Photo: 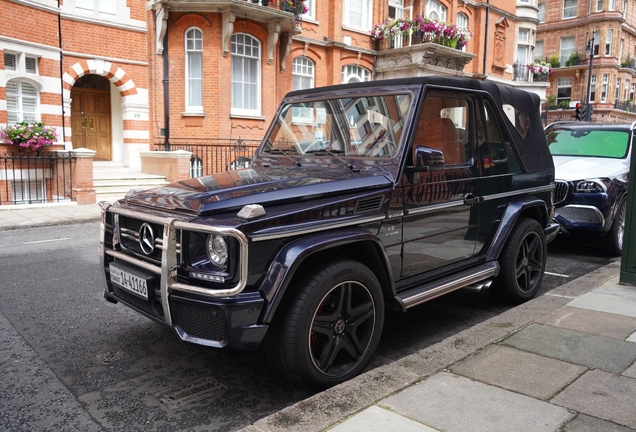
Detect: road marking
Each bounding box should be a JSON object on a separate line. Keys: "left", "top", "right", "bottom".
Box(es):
{"left": 545, "top": 271, "right": 569, "bottom": 278}
{"left": 24, "top": 238, "right": 70, "bottom": 245}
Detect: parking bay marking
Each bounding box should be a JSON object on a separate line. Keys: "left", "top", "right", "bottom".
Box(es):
{"left": 24, "top": 238, "right": 70, "bottom": 245}
{"left": 545, "top": 271, "right": 569, "bottom": 278}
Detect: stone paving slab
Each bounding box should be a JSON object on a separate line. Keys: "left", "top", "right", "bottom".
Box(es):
{"left": 500, "top": 324, "right": 636, "bottom": 373}
{"left": 449, "top": 345, "right": 586, "bottom": 400}
{"left": 329, "top": 406, "right": 438, "bottom": 432}
{"left": 535, "top": 306, "right": 636, "bottom": 340}
{"left": 629, "top": 332, "right": 636, "bottom": 343}
{"left": 624, "top": 361, "right": 636, "bottom": 379}
{"left": 380, "top": 372, "right": 572, "bottom": 432}
{"left": 562, "top": 414, "right": 636, "bottom": 432}
{"left": 568, "top": 284, "right": 636, "bottom": 319}
{"left": 552, "top": 369, "right": 636, "bottom": 429}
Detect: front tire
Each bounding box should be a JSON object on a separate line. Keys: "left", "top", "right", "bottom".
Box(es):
{"left": 265, "top": 259, "right": 384, "bottom": 390}
{"left": 491, "top": 217, "right": 547, "bottom": 304}
{"left": 598, "top": 199, "right": 626, "bottom": 257}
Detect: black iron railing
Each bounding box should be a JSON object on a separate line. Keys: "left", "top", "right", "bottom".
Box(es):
{"left": 156, "top": 139, "right": 260, "bottom": 178}
{"left": 0, "top": 150, "right": 76, "bottom": 205}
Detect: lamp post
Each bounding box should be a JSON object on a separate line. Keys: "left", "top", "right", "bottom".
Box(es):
{"left": 585, "top": 36, "right": 595, "bottom": 121}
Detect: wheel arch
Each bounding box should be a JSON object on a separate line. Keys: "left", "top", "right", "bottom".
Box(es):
{"left": 258, "top": 229, "right": 395, "bottom": 324}
{"left": 485, "top": 197, "right": 549, "bottom": 262}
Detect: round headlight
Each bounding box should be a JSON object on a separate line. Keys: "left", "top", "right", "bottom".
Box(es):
{"left": 207, "top": 235, "right": 228, "bottom": 266}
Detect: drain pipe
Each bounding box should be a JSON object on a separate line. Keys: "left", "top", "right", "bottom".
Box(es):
{"left": 162, "top": 30, "right": 170, "bottom": 151}
{"left": 482, "top": 0, "right": 490, "bottom": 76}
{"left": 57, "top": 0, "right": 66, "bottom": 143}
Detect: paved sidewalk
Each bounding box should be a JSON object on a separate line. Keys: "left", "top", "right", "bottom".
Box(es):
{"left": 0, "top": 202, "right": 102, "bottom": 230}
{"left": 242, "top": 262, "right": 636, "bottom": 432}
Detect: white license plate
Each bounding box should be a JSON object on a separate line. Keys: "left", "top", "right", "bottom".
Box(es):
{"left": 109, "top": 265, "right": 149, "bottom": 300}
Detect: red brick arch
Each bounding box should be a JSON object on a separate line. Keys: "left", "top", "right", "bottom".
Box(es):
{"left": 62, "top": 60, "right": 137, "bottom": 99}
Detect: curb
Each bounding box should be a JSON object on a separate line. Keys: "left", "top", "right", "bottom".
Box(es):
{"left": 242, "top": 261, "right": 622, "bottom": 432}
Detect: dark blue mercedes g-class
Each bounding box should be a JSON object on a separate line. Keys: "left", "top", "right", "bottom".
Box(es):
{"left": 99, "top": 77, "right": 558, "bottom": 389}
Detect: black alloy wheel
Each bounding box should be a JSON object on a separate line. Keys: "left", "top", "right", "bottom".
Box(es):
{"left": 264, "top": 259, "right": 384, "bottom": 390}
{"left": 491, "top": 217, "right": 547, "bottom": 304}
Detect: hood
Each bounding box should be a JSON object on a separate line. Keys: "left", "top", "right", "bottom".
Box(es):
{"left": 552, "top": 155, "right": 629, "bottom": 181}
{"left": 122, "top": 165, "right": 393, "bottom": 216}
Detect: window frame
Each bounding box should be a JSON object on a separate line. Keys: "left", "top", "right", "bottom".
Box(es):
{"left": 231, "top": 33, "right": 262, "bottom": 117}
{"left": 341, "top": 65, "right": 371, "bottom": 83}
{"left": 560, "top": 36, "right": 576, "bottom": 61}
{"left": 426, "top": 0, "right": 447, "bottom": 21}
{"left": 538, "top": 2, "right": 546, "bottom": 22}
{"left": 601, "top": 73, "right": 609, "bottom": 102}
{"left": 303, "top": 0, "right": 316, "bottom": 20}
{"left": 563, "top": 0, "right": 577, "bottom": 18}
{"left": 557, "top": 77, "right": 573, "bottom": 106}
{"left": 185, "top": 27, "right": 204, "bottom": 113}
{"left": 590, "top": 74, "right": 597, "bottom": 101}
{"left": 343, "top": 0, "right": 373, "bottom": 31}
{"left": 606, "top": 29, "right": 613, "bottom": 56}
{"left": 6, "top": 78, "right": 39, "bottom": 125}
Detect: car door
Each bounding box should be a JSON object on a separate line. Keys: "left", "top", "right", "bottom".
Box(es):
{"left": 399, "top": 89, "right": 481, "bottom": 279}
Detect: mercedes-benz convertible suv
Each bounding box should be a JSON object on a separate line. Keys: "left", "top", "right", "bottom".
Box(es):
{"left": 99, "top": 77, "right": 557, "bottom": 389}
{"left": 545, "top": 121, "right": 632, "bottom": 256}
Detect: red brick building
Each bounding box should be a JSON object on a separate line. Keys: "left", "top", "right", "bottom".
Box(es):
{"left": 2, "top": 0, "right": 547, "bottom": 174}
{"left": 537, "top": 0, "right": 636, "bottom": 123}
{"left": 1, "top": 0, "right": 149, "bottom": 170}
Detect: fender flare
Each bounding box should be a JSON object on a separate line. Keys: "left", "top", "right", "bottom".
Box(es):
{"left": 258, "top": 228, "right": 395, "bottom": 323}
{"left": 485, "top": 197, "right": 549, "bottom": 262}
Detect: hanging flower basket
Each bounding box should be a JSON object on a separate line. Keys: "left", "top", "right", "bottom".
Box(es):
{"left": 0, "top": 121, "right": 58, "bottom": 153}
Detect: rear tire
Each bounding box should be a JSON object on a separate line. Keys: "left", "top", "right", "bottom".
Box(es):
{"left": 490, "top": 217, "right": 546, "bottom": 304}
{"left": 598, "top": 199, "right": 626, "bottom": 257}
{"left": 264, "top": 259, "right": 384, "bottom": 390}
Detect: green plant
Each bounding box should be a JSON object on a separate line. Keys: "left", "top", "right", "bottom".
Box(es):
{"left": 558, "top": 100, "right": 570, "bottom": 109}
{"left": 0, "top": 121, "right": 58, "bottom": 151}
{"left": 626, "top": 99, "right": 632, "bottom": 112}
{"left": 565, "top": 52, "right": 580, "bottom": 67}
{"left": 547, "top": 94, "right": 557, "bottom": 109}
{"left": 548, "top": 54, "right": 561, "bottom": 68}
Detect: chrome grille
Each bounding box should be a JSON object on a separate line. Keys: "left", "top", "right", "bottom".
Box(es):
{"left": 118, "top": 215, "right": 182, "bottom": 265}
{"left": 554, "top": 181, "right": 569, "bottom": 204}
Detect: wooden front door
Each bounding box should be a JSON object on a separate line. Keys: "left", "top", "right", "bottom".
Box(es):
{"left": 71, "top": 88, "right": 111, "bottom": 160}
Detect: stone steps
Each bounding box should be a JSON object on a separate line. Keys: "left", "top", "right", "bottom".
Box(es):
{"left": 93, "top": 161, "right": 169, "bottom": 203}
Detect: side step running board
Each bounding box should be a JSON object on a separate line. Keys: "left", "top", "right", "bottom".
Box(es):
{"left": 395, "top": 262, "right": 500, "bottom": 311}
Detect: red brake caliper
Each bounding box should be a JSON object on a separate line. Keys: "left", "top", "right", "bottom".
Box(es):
{"left": 310, "top": 304, "right": 325, "bottom": 345}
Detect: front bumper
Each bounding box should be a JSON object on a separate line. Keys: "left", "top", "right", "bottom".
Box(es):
{"left": 554, "top": 204, "right": 606, "bottom": 233}
{"left": 544, "top": 222, "right": 560, "bottom": 243}
{"left": 99, "top": 202, "right": 266, "bottom": 351}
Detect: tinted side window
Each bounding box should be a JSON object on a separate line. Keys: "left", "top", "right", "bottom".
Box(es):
{"left": 476, "top": 101, "right": 522, "bottom": 174}
{"left": 414, "top": 92, "right": 471, "bottom": 166}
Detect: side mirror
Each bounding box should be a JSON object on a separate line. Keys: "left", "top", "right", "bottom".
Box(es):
{"left": 413, "top": 146, "right": 444, "bottom": 170}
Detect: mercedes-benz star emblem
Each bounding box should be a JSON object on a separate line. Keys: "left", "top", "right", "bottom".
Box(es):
{"left": 139, "top": 223, "right": 155, "bottom": 255}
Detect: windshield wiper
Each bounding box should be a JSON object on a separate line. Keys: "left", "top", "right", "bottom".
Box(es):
{"left": 306, "top": 149, "right": 358, "bottom": 172}
{"left": 264, "top": 144, "right": 301, "bottom": 166}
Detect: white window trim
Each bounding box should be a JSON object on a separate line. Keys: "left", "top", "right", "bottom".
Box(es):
{"left": 231, "top": 33, "right": 262, "bottom": 117}
{"left": 303, "top": 0, "right": 316, "bottom": 21}
{"left": 606, "top": 29, "right": 613, "bottom": 56}
{"left": 342, "top": 65, "right": 371, "bottom": 83}
{"left": 426, "top": 0, "right": 447, "bottom": 21}
{"left": 343, "top": 0, "right": 372, "bottom": 31}
{"left": 596, "top": 0, "right": 602, "bottom": 12}
{"left": 538, "top": 2, "right": 546, "bottom": 22}
{"left": 6, "top": 78, "right": 40, "bottom": 124}
{"left": 185, "top": 27, "right": 204, "bottom": 113}
{"left": 560, "top": 36, "right": 576, "bottom": 60}
{"left": 601, "top": 73, "right": 609, "bottom": 102}
{"left": 563, "top": 0, "right": 577, "bottom": 19}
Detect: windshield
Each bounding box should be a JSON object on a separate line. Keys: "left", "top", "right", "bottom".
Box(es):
{"left": 262, "top": 94, "right": 412, "bottom": 159}
{"left": 546, "top": 128, "right": 630, "bottom": 158}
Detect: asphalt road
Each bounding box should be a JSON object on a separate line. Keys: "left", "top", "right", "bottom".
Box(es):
{"left": 0, "top": 223, "right": 619, "bottom": 431}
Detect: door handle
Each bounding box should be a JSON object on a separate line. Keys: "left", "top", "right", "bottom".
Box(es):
{"left": 464, "top": 194, "right": 483, "bottom": 205}
{"left": 89, "top": 118, "right": 95, "bottom": 130}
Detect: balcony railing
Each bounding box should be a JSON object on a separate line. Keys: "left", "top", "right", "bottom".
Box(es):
{"left": 155, "top": 139, "right": 260, "bottom": 178}
{"left": 0, "top": 150, "right": 76, "bottom": 205}
{"left": 614, "top": 100, "right": 634, "bottom": 111}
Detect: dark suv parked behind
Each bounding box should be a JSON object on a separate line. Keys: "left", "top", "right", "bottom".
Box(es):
{"left": 99, "top": 77, "right": 557, "bottom": 389}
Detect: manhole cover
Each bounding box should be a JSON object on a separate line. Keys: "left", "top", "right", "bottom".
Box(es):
{"left": 155, "top": 377, "right": 227, "bottom": 410}
{"left": 96, "top": 349, "right": 128, "bottom": 364}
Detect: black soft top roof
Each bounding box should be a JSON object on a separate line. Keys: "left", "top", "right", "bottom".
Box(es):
{"left": 284, "top": 77, "right": 553, "bottom": 172}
